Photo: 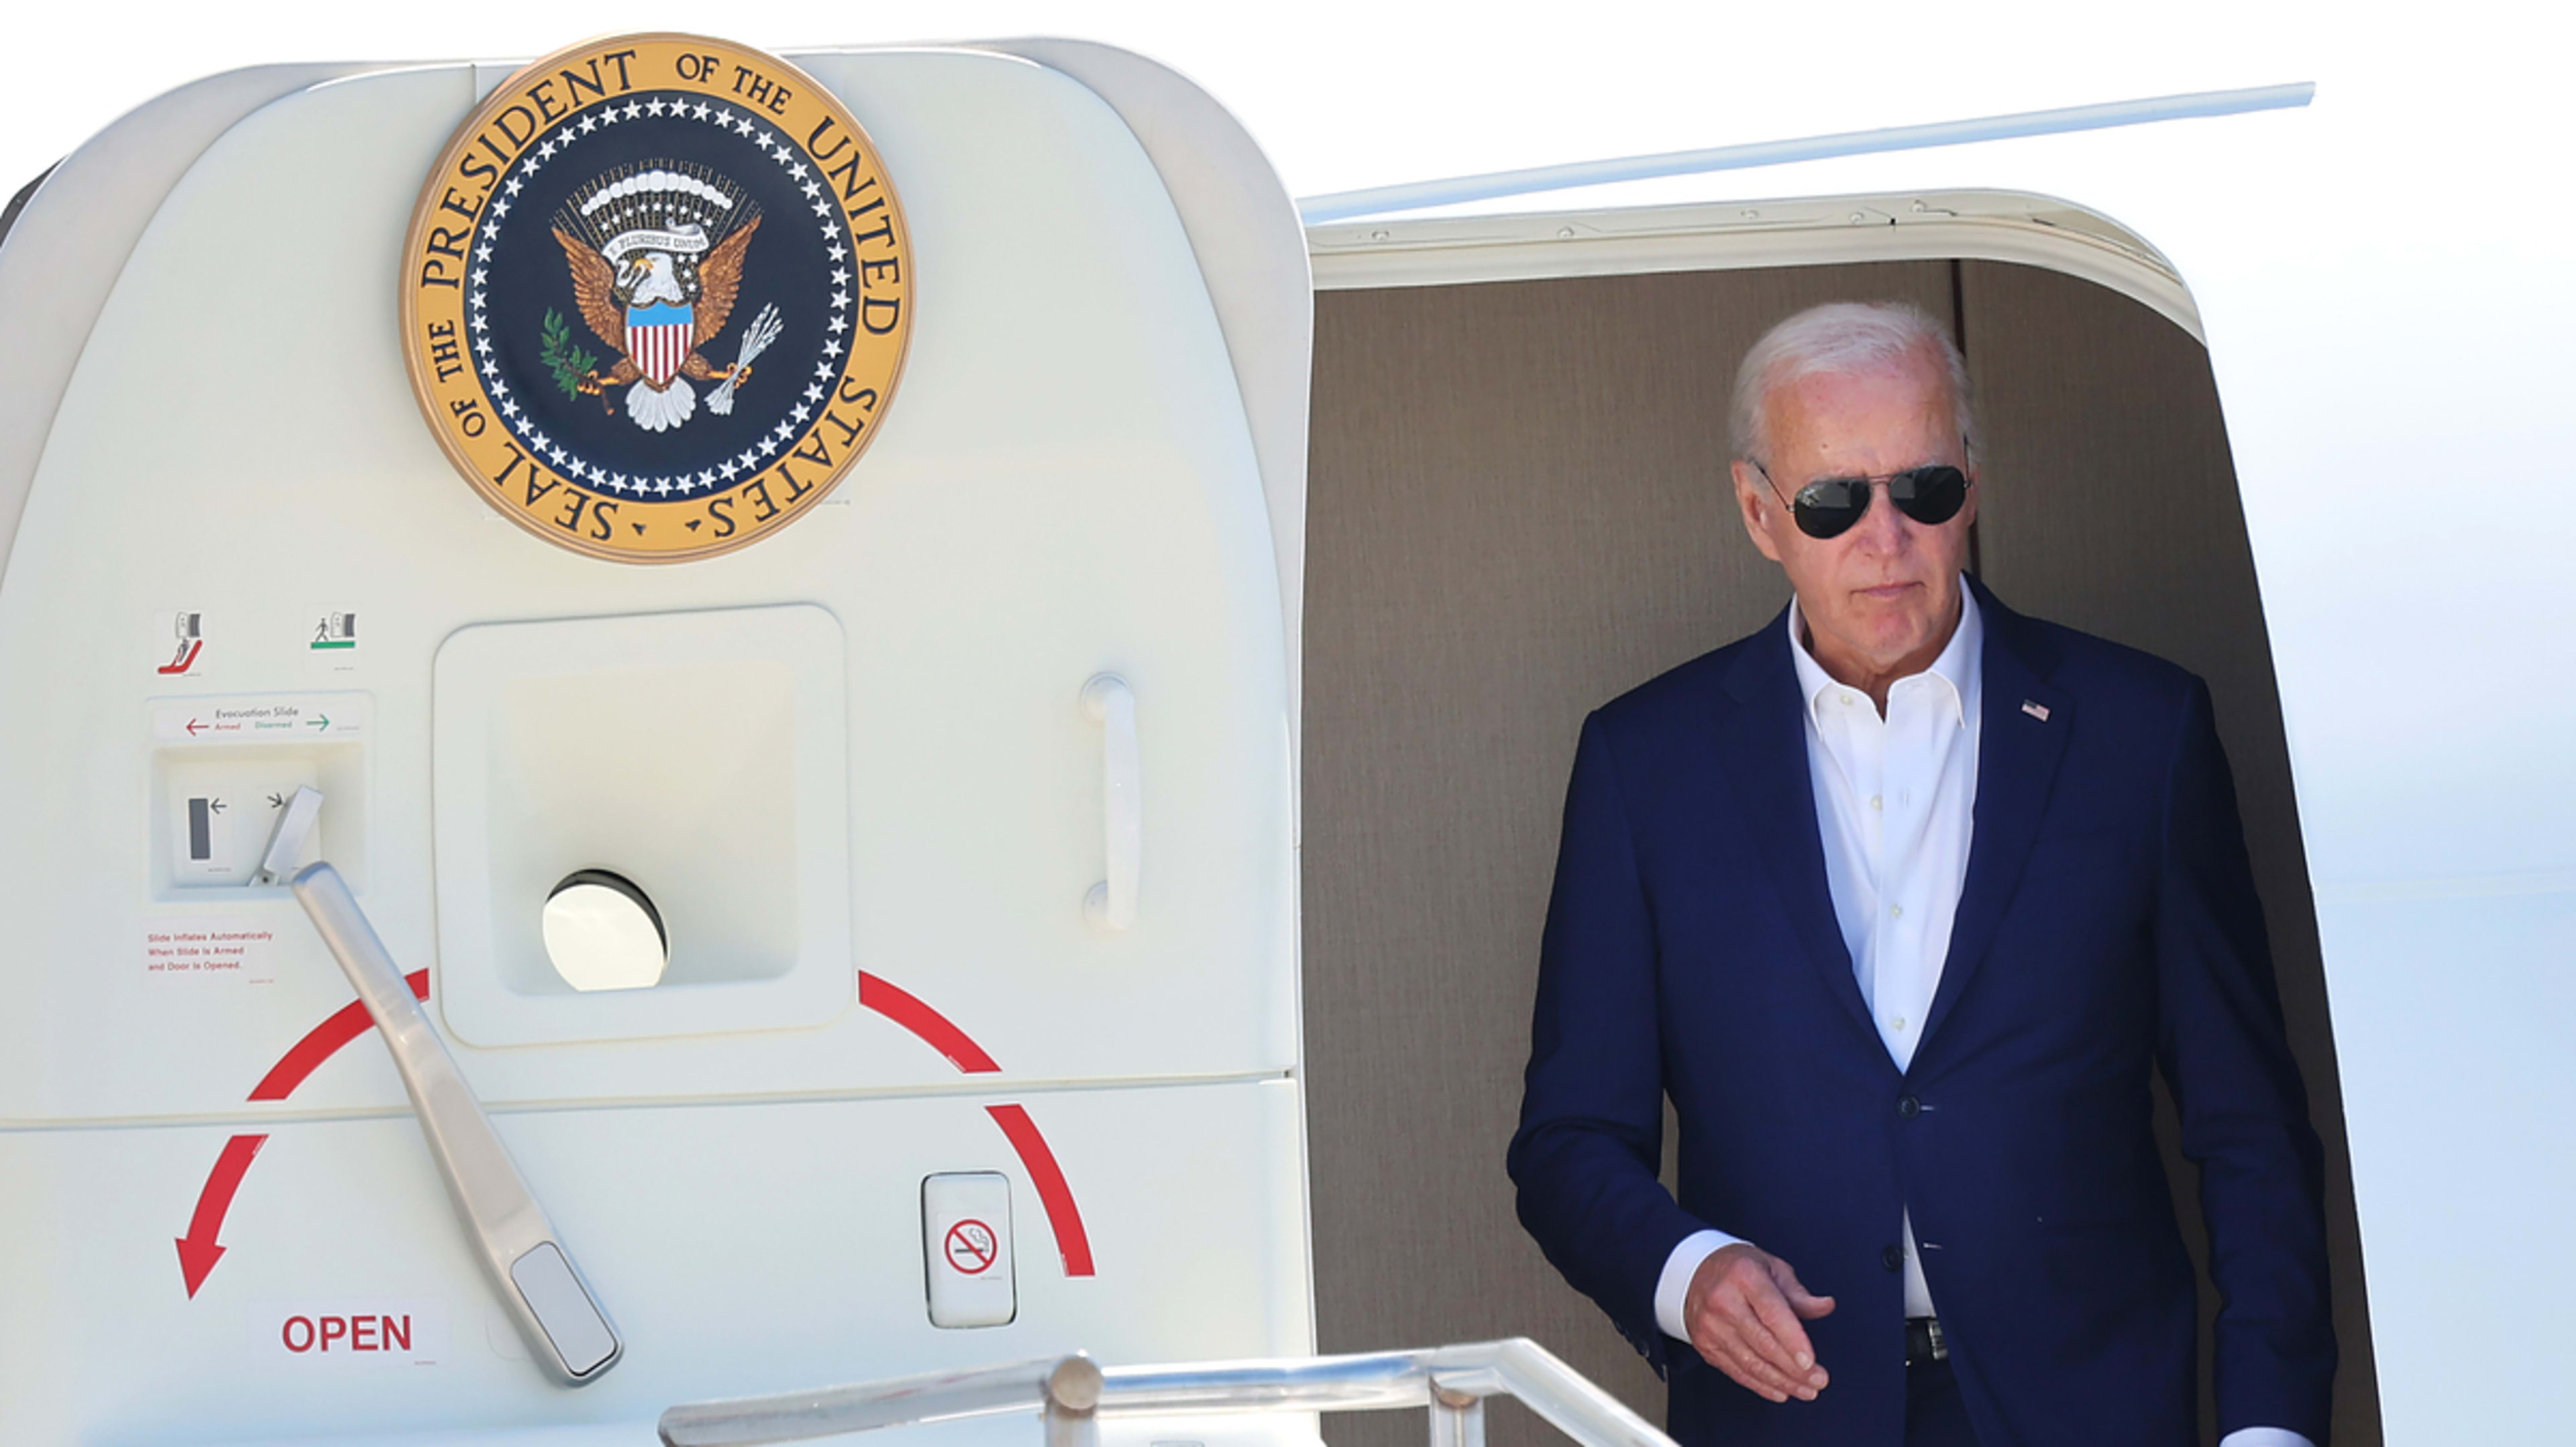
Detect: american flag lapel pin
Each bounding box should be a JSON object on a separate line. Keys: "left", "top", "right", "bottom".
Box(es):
{"left": 2021, "top": 700, "right": 2051, "bottom": 722}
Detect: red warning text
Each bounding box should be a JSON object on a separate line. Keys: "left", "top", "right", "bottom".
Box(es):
{"left": 144, "top": 921, "right": 278, "bottom": 983}
{"left": 260, "top": 1299, "right": 445, "bottom": 1366}
{"left": 283, "top": 1313, "right": 413, "bottom": 1352}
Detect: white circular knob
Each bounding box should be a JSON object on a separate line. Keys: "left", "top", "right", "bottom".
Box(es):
{"left": 541, "top": 871, "right": 668, "bottom": 992}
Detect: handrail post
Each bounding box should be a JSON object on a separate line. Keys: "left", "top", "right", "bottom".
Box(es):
{"left": 1427, "top": 1385, "right": 1485, "bottom": 1447}
{"left": 1044, "top": 1354, "right": 1104, "bottom": 1447}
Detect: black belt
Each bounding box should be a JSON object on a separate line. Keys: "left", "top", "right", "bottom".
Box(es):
{"left": 1904, "top": 1316, "right": 1949, "bottom": 1368}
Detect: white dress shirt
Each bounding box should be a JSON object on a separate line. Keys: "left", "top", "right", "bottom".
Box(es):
{"left": 1647, "top": 583, "right": 2310, "bottom": 1447}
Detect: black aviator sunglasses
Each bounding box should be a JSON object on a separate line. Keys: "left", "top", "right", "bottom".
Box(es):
{"left": 1750, "top": 460, "right": 1971, "bottom": 540}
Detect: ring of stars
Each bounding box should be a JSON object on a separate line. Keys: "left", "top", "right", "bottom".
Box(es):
{"left": 463, "top": 92, "right": 855, "bottom": 502}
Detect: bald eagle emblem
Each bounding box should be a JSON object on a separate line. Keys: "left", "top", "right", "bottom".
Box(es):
{"left": 545, "top": 164, "right": 784, "bottom": 433}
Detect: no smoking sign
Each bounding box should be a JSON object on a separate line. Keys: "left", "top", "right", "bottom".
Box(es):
{"left": 924, "top": 1171, "right": 1016, "bottom": 1328}
{"left": 943, "top": 1218, "right": 999, "bottom": 1275}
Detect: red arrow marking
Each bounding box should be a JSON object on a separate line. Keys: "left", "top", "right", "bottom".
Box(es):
{"left": 176, "top": 1134, "right": 266, "bottom": 1298}
{"left": 855, "top": 971, "right": 1095, "bottom": 1278}
{"left": 248, "top": 970, "right": 429, "bottom": 1102}
{"left": 184, "top": 718, "right": 205, "bottom": 735}
{"left": 191, "top": 968, "right": 1102, "bottom": 1293}
{"left": 180, "top": 970, "right": 432, "bottom": 1296}
{"left": 985, "top": 1104, "right": 1095, "bottom": 1277}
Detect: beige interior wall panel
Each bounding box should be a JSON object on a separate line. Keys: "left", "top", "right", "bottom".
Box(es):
{"left": 1305, "top": 258, "right": 2379, "bottom": 1446}
{"left": 1302, "top": 262, "right": 1954, "bottom": 1447}
{"left": 1960, "top": 260, "right": 2379, "bottom": 1444}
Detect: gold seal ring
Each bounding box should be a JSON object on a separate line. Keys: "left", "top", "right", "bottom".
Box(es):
{"left": 401, "top": 34, "right": 912, "bottom": 562}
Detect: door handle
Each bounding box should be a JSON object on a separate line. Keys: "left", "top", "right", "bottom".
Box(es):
{"left": 1080, "top": 675, "right": 1139, "bottom": 932}
{"left": 288, "top": 863, "right": 623, "bottom": 1386}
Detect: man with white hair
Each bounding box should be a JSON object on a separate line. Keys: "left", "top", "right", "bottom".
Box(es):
{"left": 1508, "top": 302, "right": 2335, "bottom": 1446}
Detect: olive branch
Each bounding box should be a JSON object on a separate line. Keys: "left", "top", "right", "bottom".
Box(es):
{"left": 538, "top": 309, "right": 598, "bottom": 398}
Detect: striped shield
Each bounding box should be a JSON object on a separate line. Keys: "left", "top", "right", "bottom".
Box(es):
{"left": 624, "top": 302, "right": 695, "bottom": 387}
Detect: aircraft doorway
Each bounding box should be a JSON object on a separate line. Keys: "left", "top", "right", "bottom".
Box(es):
{"left": 1299, "top": 246, "right": 2378, "bottom": 1446}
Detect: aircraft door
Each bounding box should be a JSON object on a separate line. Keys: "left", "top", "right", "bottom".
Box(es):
{"left": 0, "top": 40, "right": 1309, "bottom": 1446}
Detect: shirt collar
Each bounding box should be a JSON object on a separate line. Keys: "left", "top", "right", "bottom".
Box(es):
{"left": 1786, "top": 580, "right": 1984, "bottom": 727}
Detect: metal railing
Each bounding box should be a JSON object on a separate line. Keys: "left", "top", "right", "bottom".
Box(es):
{"left": 657, "top": 1338, "right": 1678, "bottom": 1447}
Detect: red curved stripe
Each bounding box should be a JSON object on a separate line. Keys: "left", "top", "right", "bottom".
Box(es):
{"left": 986, "top": 1103, "right": 1095, "bottom": 1277}
{"left": 247, "top": 969, "right": 431, "bottom": 1102}
{"left": 176, "top": 1132, "right": 266, "bottom": 1297}
{"left": 857, "top": 971, "right": 1001, "bottom": 1074}
{"left": 231, "top": 970, "right": 1096, "bottom": 1279}
{"left": 857, "top": 971, "right": 1095, "bottom": 1277}
{"left": 197, "top": 971, "right": 431, "bottom": 1295}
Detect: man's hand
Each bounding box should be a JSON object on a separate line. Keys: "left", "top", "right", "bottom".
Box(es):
{"left": 1684, "top": 1242, "right": 1836, "bottom": 1403}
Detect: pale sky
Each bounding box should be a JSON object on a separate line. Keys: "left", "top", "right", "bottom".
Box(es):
{"left": 2, "top": 0, "right": 2332, "bottom": 221}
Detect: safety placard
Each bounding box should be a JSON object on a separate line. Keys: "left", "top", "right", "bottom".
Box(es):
{"left": 303, "top": 604, "right": 363, "bottom": 677}
{"left": 144, "top": 921, "right": 283, "bottom": 983}
{"left": 945, "top": 1219, "right": 1000, "bottom": 1275}
{"left": 152, "top": 693, "right": 368, "bottom": 745}
{"left": 153, "top": 610, "right": 209, "bottom": 678}
{"left": 922, "top": 1171, "right": 1015, "bottom": 1328}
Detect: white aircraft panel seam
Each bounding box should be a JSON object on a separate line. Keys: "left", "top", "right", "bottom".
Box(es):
{"left": 0, "top": 1067, "right": 1301, "bottom": 1134}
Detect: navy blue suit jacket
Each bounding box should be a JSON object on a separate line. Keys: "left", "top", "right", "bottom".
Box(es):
{"left": 1507, "top": 579, "right": 2334, "bottom": 1447}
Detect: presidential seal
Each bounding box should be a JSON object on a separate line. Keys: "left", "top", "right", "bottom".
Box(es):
{"left": 403, "top": 34, "right": 911, "bottom": 561}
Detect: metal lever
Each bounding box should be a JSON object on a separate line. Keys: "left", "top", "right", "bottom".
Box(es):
{"left": 287, "top": 862, "right": 623, "bottom": 1386}
{"left": 1080, "top": 675, "right": 1140, "bottom": 932}
{"left": 252, "top": 785, "right": 325, "bottom": 886}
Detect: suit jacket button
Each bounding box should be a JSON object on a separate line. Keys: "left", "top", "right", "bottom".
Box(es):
{"left": 1897, "top": 1094, "right": 1921, "bottom": 1119}
{"left": 1882, "top": 1244, "right": 1905, "bottom": 1272}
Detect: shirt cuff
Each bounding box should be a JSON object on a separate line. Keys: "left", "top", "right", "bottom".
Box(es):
{"left": 1653, "top": 1228, "right": 1745, "bottom": 1340}
{"left": 2218, "top": 1430, "right": 2316, "bottom": 1447}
